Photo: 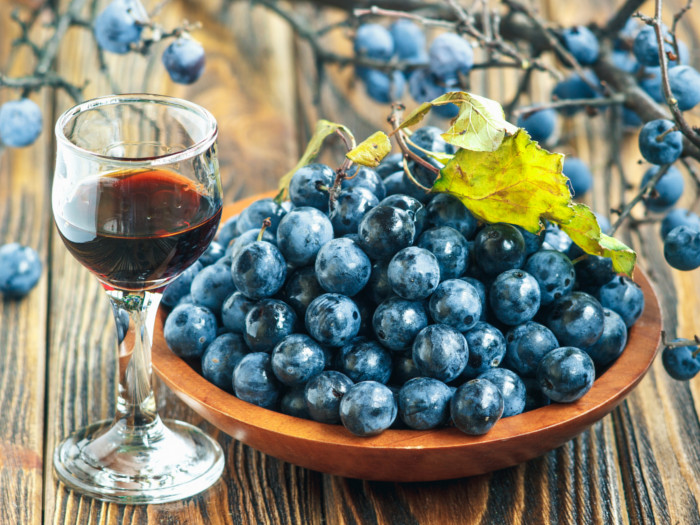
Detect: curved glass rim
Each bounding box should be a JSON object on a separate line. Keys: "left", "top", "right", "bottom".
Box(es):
{"left": 54, "top": 93, "right": 218, "bottom": 168}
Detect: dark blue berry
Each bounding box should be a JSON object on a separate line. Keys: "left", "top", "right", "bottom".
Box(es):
{"left": 315, "top": 238, "right": 371, "bottom": 296}
{"left": 233, "top": 352, "right": 281, "bottom": 409}
{"left": 243, "top": 299, "right": 297, "bottom": 352}
{"left": 398, "top": 377, "right": 452, "bottom": 430}
{"left": 304, "top": 370, "right": 354, "bottom": 424}
{"left": 340, "top": 381, "right": 397, "bottom": 436}
{"left": 412, "top": 324, "right": 469, "bottom": 382}
{"left": 271, "top": 334, "right": 326, "bottom": 386}
{"left": 202, "top": 333, "right": 248, "bottom": 392}
{"left": 232, "top": 240, "right": 287, "bottom": 300}
{"left": 450, "top": 379, "right": 504, "bottom": 435}
{"left": 372, "top": 297, "right": 429, "bottom": 351}
{"left": 336, "top": 338, "right": 393, "bottom": 384}
{"left": 461, "top": 322, "right": 507, "bottom": 378}
{"left": 289, "top": 163, "right": 334, "bottom": 210}
{"left": 162, "top": 37, "right": 205, "bottom": 85}
{"left": 505, "top": 321, "right": 559, "bottom": 377}
{"left": 596, "top": 276, "right": 645, "bottom": 327}
{"left": 305, "top": 293, "right": 361, "bottom": 347}
{"left": 582, "top": 308, "right": 628, "bottom": 367}
{"left": 537, "top": 347, "right": 595, "bottom": 403}
{"left": 164, "top": 303, "right": 217, "bottom": 359}
{"left": 416, "top": 226, "right": 469, "bottom": 280}
{"left": 478, "top": 368, "right": 526, "bottom": 417}
{"left": 0, "top": 243, "right": 42, "bottom": 298}
{"left": 546, "top": 292, "right": 604, "bottom": 347}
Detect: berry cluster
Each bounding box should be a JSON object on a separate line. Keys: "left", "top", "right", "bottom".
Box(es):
{"left": 162, "top": 125, "right": 645, "bottom": 437}
{"left": 354, "top": 22, "right": 469, "bottom": 118}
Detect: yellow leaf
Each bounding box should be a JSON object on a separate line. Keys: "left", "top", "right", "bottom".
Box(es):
{"left": 346, "top": 131, "right": 391, "bottom": 167}
{"left": 434, "top": 130, "right": 572, "bottom": 232}
{"left": 560, "top": 204, "right": 637, "bottom": 276}
{"left": 277, "top": 120, "right": 354, "bottom": 200}
{"left": 395, "top": 91, "right": 518, "bottom": 152}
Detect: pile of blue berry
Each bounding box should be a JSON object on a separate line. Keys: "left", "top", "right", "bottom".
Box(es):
{"left": 161, "top": 125, "right": 646, "bottom": 437}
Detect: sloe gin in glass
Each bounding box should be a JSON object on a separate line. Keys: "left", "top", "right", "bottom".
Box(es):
{"left": 52, "top": 94, "right": 224, "bottom": 503}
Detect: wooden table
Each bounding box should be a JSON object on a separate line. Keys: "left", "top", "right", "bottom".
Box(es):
{"left": 2, "top": 0, "right": 700, "bottom": 523}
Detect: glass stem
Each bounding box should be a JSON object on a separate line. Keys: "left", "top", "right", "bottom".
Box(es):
{"left": 108, "top": 290, "right": 162, "bottom": 429}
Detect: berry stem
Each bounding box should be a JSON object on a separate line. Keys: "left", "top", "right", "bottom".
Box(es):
{"left": 258, "top": 218, "right": 272, "bottom": 241}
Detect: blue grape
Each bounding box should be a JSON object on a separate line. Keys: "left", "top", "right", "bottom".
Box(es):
{"left": 408, "top": 69, "right": 460, "bottom": 119}
{"left": 451, "top": 379, "right": 504, "bottom": 435}
{"left": 282, "top": 265, "right": 324, "bottom": 318}
{"left": 522, "top": 377, "right": 551, "bottom": 411}
{"left": 376, "top": 153, "right": 404, "bottom": 179}
{"left": 417, "top": 226, "right": 470, "bottom": 280}
{"left": 0, "top": 99, "right": 42, "bottom": 148}
{"left": 583, "top": 308, "right": 628, "bottom": 367}
{"left": 379, "top": 194, "right": 427, "bottom": 236}
{"left": 330, "top": 187, "right": 378, "bottom": 236}
{"left": 164, "top": 303, "right": 217, "bottom": 359}
{"left": 0, "top": 243, "right": 42, "bottom": 298}
{"left": 478, "top": 368, "right": 526, "bottom": 417}
{"left": 289, "top": 163, "right": 334, "bottom": 210}
{"left": 233, "top": 352, "right": 281, "bottom": 409}
{"left": 198, "top": 241, "right": 225, "bottom": 266}
{"left": 661, "top": 208, "right": 700, "bottom": 238}
{"left": 633, "top": 26, "right": 672, "bottom": 67}
{"left": 389, "top": 20, "right": 427, "bottom": 62}
{"left": 398, "top": 377, "right": 452, "bottom": 430}
{"left": 638, "top": 119, "right": 683, "bottom": 165}
{"left": 524, "top": 249, "right": 575, "bottom": 305}
{"left": 428, "top": 33, "right": 473, "bottom": 82}
{"left": 304, "top": 371, "right": 354, "bottom": 424}
{"left": 217, "top": 216, "right": 238, "bottom": 249}
{"left": 93, "top": 0, "right": 144, "bottom": 54}
{"left": 364, "top": 69, "right": 406, "bottom": 103}
{"left": 271, "top": 334, "right": 326, "bottom": 386}
{"left": 343, "top": 166, "right": 386, "bottom": 200}
{"left": 551, "top": 71, "right": 600, "bottom": 115}
{"left": 357, "top": 206, "right": 415, "bottom": 260}
{"left": 372, "top": 297, "right": 429, "bottom": 351}
{"left": 280, "top": 387, "right": 311, "bottom": 419}
{"left": 236, "top": 198, "right": 288, "bottom": 236}
{"left": 277, "top": 207, "right": 334, "bottom": 266}
{"left": 221, "top": 291, "right": 256, "bottom": 333}
{"left": 537, "top": 347, "right": 595, "bottom": 403}
{"left": 489, "top": 270, "right": 541, "bottom": 326}
{"left": 668, "top": 65, "right": 700, "bottom": 111}
{"left": 641, "top": 165, "right": 684, "bottom": 212}
{"left": 542, "top": 224, "right": 573, "bottom": 253}
{"left": 517, "top": 109, "right": 557, "bottom": 143}
{"left": 336, "top": 338, "right": 393, "bottom": 384}
{"left": 305, "top": 293, "right": 361, "bottom": 347}
{"left": 202, "top": 333, "right": 248, "bottom": 392}
{"left": 388, "top": 246, "right": 440, "bottom": 300}
{"left": 191, "top": 263, "right": 236, "bottom": 314}
{"left": 340, "top": 381, "right": 397, "bottom": 436}
{"left": 460, "top": 276, "right": 487, "bottom": 320}
{"left": 383, "top": 171, "right": 430, "bottom": 201}
{"left": 162, "top": 37, "right": 205, "bottom": 85}
{"left": 662, "top": 341, "right": 700, "bottom": 380}
{"left": 514, "top": 225, "right": 545, "bottom": 256}
{"left": 561, "top": 26, "right": 599, "bottom": 65}
{"left": 425, "top": 193, "right": 478, "bottom": 239}
{"left": 229, "top": 228, "right": 276, "bottom": 261}
{"left": 461, "top": 321, "right": 507, "bottom": 378}
{"left": 474, "top": 223, "right": 526, "bottom": 276}
{"left": 546, "top": 292, "right": 604, "bottom": 348}
{"left": 639, "top": 66, "right": 664, "bottom": 103}
{"left": 354, "top": 24, "right": 394, "bottom": 61}
{"left": 596, "top": 275, "right": 645, "bottom": 327}
{"left": 412, "top": 324, "right": 469, "bottom": 382}
{"left": 563, "top": 157, "right": 593, "bottom": 197}
{"left": 575, "top": 255, "right": 615, "bottom": 290}
{"left": 505, "top": 321, "right": 559, "bottom": 377}
{"left": 243, "top": 299, "right": 297, "bottom": 352}
{"left": 428, "top": 279, "right": 482, "bottom": 332}
{"left": 231, "top": 240, "right": 287, "bottom": 300}
{"left": 315, "top": 238, "right": 371, "bottom": 297}
{"left": 611, "top": 50, "right": 639, "bottom": 74}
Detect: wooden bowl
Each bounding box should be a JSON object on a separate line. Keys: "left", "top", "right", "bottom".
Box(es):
{"left": 152, "top": 194, "right": 663, "bottom": 482}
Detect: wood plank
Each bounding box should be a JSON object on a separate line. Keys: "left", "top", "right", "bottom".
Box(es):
{"left": 44, "top": 0, "right": 300, "bottom": 523}
{"left": 0, "top": 7, "right": 52, "bottom": 525}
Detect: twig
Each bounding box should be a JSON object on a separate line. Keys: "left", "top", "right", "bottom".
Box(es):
{"left": 513, "top": 94, "right": 625, "bottom": 116}
{"left": 604, "top": 0, "right": 647, "bottom": 36}
{"left": 0, "top": 73, "right": 84, "bottom": 103}
{"left": 649, "top": 0, "right": 700, "bottom": 149}
{"left": 609, "top": 164, "right": 671, "bottom": 235}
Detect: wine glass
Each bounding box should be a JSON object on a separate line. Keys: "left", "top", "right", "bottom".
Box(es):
{"left": 52, "top": 94, "right": 224, "bottom": 503}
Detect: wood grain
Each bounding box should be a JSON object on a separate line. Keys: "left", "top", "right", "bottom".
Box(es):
{"left": 0, "top": 0, "right": 698, "bottom": 522}
{"left": 0, "top": 12, "right": 52, "bottom": 525}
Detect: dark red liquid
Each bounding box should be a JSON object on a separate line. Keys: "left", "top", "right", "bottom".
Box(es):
{"left": 55, "top": 168, "right": 221, "bottom": 291}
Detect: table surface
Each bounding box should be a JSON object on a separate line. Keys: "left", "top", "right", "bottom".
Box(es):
{"left": 2, "top": 0, "right": 700, "bottom": 523}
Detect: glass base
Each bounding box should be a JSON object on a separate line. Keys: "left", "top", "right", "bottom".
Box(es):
{"left": 53, "top": 417, "right": 224, "bottom": 504}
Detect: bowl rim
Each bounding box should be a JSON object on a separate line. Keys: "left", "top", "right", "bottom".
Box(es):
{"left": 153, "top": 193, "right": 662, "bottom": 454}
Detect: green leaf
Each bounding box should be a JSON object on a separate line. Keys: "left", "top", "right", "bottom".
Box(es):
{"left": 395, "top": 91, "right": 518, "bottom": 152}
{"left": 559, "top": 204, "right": 637, "bottom": 276}
{"left": 346, "top": 131, "right": 391, "bottom": 167}
{"left": 277, "top": 120, "right": 355, "bottom": 200}
{"left": 434, "top": 130, "right": 573, "bottom": 232}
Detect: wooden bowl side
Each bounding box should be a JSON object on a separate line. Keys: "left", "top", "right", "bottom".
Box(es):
{"left": 152, "top": 197, "right": 662, "bottom": 482}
